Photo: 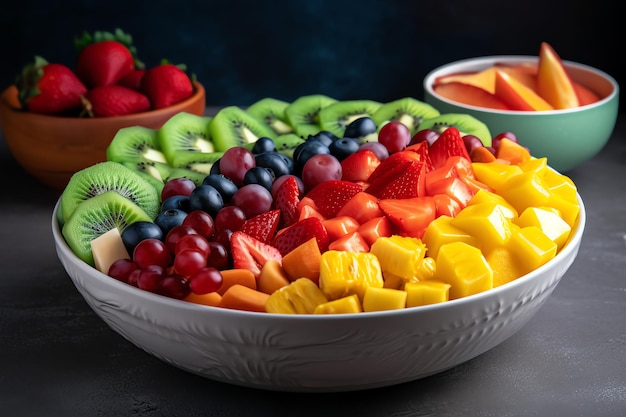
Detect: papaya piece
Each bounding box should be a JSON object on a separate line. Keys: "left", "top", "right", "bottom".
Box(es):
{"left": 184, "top": 291, "right": 222, "bottom": 307}
{"left": 217, "top": 268, "right": 256, "bottom": 296}
{"left": 434, "top": 82, "right": 510, "bottom": 110}
{"left": 219, "top": 284, "right": 270, "bottom": 313}
{"left": 281, "top": 237, "right": 322, "bottom": 283}
{"left": 257, "top": 259, "right": 290, "bottom": 295}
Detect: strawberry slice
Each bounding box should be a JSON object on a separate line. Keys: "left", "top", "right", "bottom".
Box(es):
{"left": 365, "top": 150, "right": 421, "bottom": 184}
{"left": 272, "top": 175, "right": 300, "bottom": 228}
{"left": 341, "top": 149, "right": 381, "bottom": 182}
{"left": 303, "top": 180, "right": 363, "bottom": 219}
{"left": 230, "top": 231, "right": 282, "bottom": 278}
{"left": 405, "top": 140, "right": 435, "bottom": 172}
{"left": 428, "top": 126, "right": 471, "bottom": 169}
{"left": 239, "top": 209, "right": 280, "bottom": 243}
{"left": 270, "top": 217, "right": 330, "bottom": 256}
{"left": 366, "top": 160, "right": 426, "bottom": 200}
{"left": 379, "top": 196, "right": 436, "bottom": 238}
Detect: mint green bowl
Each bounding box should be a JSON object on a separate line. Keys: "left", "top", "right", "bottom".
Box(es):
{"left": 423, "top": 56, "right": 619, "bottom": 172}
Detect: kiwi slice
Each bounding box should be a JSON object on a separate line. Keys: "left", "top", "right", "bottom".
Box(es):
{"left": 106, "top": 126, "right": 167, "bottom": 164}
{"left": 272, "top": 133, "right": 306, "bottom": 159}
{"left": 170, "top": 151, "right": 225, "bottom": 175}
{"left": 318, "top": 100, "right": 382, "bottom": 137}
{"left": 371, "top": 97, "right": 441, "bottom": 136}
{"left": 165, "top": 167, "right": 208, "bottom": 186}
{"left": 62, "top": 190, "right": 154, "bottom": 266}
{"left": 60, "top": 161, "right": 160, "bottom": 223}
{"left": 284, "top": 94, "right": 338, "bottom": 138}
{"left": 121, "top": 160, "right": 172, "bottom": 194}
{"left": 419, "top": 113, "right": 492, "bottom": 147}
{"left": 246, "top": 97, "right": 294, "bottom": 135}
{"left": 157, "top": 112, "right": 214, "bottom": 164}
{"left": 209, "top": 106, "right": 277, "bottom": 151}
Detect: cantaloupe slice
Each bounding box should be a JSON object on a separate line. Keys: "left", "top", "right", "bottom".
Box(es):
{"left": 434, "top": 82, "right": 510, "bottom": 110}
{"left": 536, "top": 42, "right": 579, "bottom": 109}
{"left": 494, "top": 70, "right": 554, "bottom": 111}
{"left": 434, "top": 67, "right": 498, "bottom": 94}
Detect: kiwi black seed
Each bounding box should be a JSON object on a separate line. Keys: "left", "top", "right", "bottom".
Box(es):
{"left": 121, "top": 160, "right": 173, "bottom": 194}
{"left": 419, "top": 113, "right": 492, "bottom": 147}
{"left": 157, "top": 112, "right": 214, "bottom": 163}
{"left": 106, "top": 126, "right": 167, "bottom": 165}
{"left": 60, "top": 161, "right": 160, "bottom": 223}
{"left": 62, "top": 190, "right": 154, "bottom": 266}
{"left": 209, "top": 106, "right": 277, "bottom": 151}
{"left": 318, "top": 100, "right": 382, "bottom": 137}
{"left": 271, "top": 133, "right": 306, "bottom": 159}
{"left": 371, "top": 97, "right": 441, "bottom": 136}
{"left": 170, "top": 151, "right": 225, "bottom": 176}
{"left": 284, "top": 94, "right": 338, "bottom": 138}
{"left": 246, "top": 97, "right": 294, "bottom": 135}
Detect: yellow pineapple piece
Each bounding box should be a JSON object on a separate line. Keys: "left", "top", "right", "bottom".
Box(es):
{"left": 405, "top": 281, "right": 451, "bottom": 307}
{"left": 314, "top": 294, "right": 362, "bottom": 314}
{"left": 370, "top": 235, "right": 427, "bottom": 278}
{"left": 319, "top": 250, "right": 383, "bottom": 301}
{"left": 265, "top": 278, "right": 328, "bottom": 314}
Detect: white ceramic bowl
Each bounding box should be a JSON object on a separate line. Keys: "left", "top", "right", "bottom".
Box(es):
{"left": 423, "top": 56, "right": 619, "bottom": 173}
{"left": 52, "top": 196, "right": 586, "bottom": 393}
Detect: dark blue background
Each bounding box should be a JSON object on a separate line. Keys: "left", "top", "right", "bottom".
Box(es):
{"left": 2, "top": 0, "right": 621, "bottom": 111}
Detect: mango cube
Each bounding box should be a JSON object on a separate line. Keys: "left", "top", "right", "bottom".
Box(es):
{"left": 362, "top": 287, "right": 407, "bottom": 312}
{"left": 500, "top": 171, "right": 551, "bottom": 214}
{"left": 405, "top": 281, "right": 451, "bottom": 307}
{"left": 423, "top": 215, "right": 477, "bottom": 259}
{"left": 485, "top": 247, "right": 526, "bottom": 287}
{"left": 515, "top": 206, "right": 572, "bottom": 250}
{"left": 472, "top": 162, "right": 523, "bottom": 193}
{"left": 433, "top": 241, "right": 493, "bottom": 299}
{"left": 451, "top": 203, "right": 518, "bottom": 254}
{"left": 507, "top": 226, "right": 557, "bottom": 274}
{"left": 467, "top": 189, "right": 518, "bottom": 219}
{"left": 314, "top": 294, "right": 363, "bottom": 314}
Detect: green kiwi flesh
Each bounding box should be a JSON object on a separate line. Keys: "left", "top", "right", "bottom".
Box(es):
{"left": 62, "top": 190, "right": 154, "bottom": 266}
{"left": 165, "top": 168, "right": 208, "bottom": 186}
{"left": 371, "top": 97, "right": 441, "bottom": 136}
{"left": 157, "top": 112, "right": 214, "bottom": 163}
{"left": 209, "top": 106, "right": 277, "bottom": 151}
{"left": 60, "top": 161, "right": 160, "bottom": 223}
{"left": 419, "top": 113, "right": 492, "bottom": 147}
{"left": 284, "top": 94, "right": 338, "bottom": 138}
{"left": 170, "top": 151, "right": 225, "bottom": 175}
{"left": 120, "top": 161, "right": 172, "bottom": 194}
{"left": 106, "top": 126, "right": 167, "bottom": 164}
{"left": 272, "top": 133, "right": 306, "bottom": 159}
{"left": 318, "top": 100, "right": 382, "bottom": 137}
{"left": 246, "top": 97, "right": 294, "bottom": 135}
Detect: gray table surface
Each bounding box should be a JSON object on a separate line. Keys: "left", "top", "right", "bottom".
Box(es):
{"left": 1, "top": 115, "right": 625, "bottom": 417}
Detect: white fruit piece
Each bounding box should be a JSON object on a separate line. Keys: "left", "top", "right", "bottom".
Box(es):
{"left": 90, "top": 227, "right": 131, "bottom": 274}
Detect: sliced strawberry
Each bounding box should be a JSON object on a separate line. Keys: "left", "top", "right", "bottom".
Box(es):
{"left": 379, "top": 196, "right": 436, "bottom": 237}
{"left": 303, "top": 180, "right": 363, "bottom": 219}
{"left": 82, "top": 85, "right": 151, "bottom": 117}
{"left": 428, "top": 126, "right": 471, "bottom": 169}
{"left": 15, "top": 56, "right": 87, "bottom": 115}
{"left": 141, "top": 63, "right": 194, "bottom": 109}
{"left": 366, "top": 160, "right": 426, "bottom": 200}
{"left": 340, "top": 149, "right": 381, "bottom": 182}
{"left": 76, "top": 39, "right": 135, "bottom": 87}
{"left": 239, "top": 209, "right": 281, "bottom": 243}
{"left": 270, "top": 217, "right": 330, "bottom": 256}
{"left": 365, "top": 150, "right": 421, "bottom": 184}
{"left": 230, "top": 231, "right": 282, "bottom": 278}
{"left": 272, "top": 175, "right": 300, "bottom": 228}
{"left": 405, "top": 140, "right": 435, "bottom": 172}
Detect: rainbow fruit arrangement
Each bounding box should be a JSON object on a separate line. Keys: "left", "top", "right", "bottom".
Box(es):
{"left": 15, "top": 29, "right": 195, "bottom": 117}
{"left": 57, "top": 93, "right": 580, "bottom": 314}
{"left": 432, "top": 42, "right": 601, "bottom": 111}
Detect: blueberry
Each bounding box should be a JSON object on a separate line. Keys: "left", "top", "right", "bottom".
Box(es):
{"left": 344, "top": 117, "right": 378, "bottom": 141}
{"left": 160, "top": 195, "right": 190, "bottom": 212}
{"left": 293, "top": 140, "right": 330, "bottom": 174}
{"left": 251, "top": 137, "right": 276, "bottom": 154}
{"left": 255, "top": 151, "right": 292, "bottom": 177}
{"left": 244, "top": 166, "right": 275, "bottom": 191}
{"left": 307, "top": 131, "right": 338, "bottom": 147}
{"left": 329, "top": 137, "right": 360, "bottom": 161}
{"left": 209, "top": 158, "right": 221, "bottom": 175}
{"left": 188, "top": 184, "right": 225, "bottom": 218}
{"left": 121, "top": 221, "right": 165, "bottom": 255}
{"left": 202, "top": 174, "right": 238, "bottom": 203}
{"left": 154, "top": 209, "right": 188, "bottom": 236}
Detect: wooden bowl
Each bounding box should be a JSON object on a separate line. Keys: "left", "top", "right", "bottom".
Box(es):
{"left": 0, "top": 81, "right": 206, "bottom": 189}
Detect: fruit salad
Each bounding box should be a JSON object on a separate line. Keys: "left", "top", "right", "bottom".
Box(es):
{"left": 56, "top": 94, "right": 580, "bottom": 314}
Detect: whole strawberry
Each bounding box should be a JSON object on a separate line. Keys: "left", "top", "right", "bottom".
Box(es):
{"left": 141, "top": 63, "right": 194, "bottom": 109}
{"left": 74, "top": 29, "right": 142, "bottom": 88}
{"left": 15, "top": 56, "right": 87, "bottom": 115}
{"left": 82, "top": 85, "right": 151, "bottom": 117}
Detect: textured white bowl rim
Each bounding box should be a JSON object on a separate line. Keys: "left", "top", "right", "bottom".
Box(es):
{"left": 423, "top": 55, "right": 619, "bottom": 115}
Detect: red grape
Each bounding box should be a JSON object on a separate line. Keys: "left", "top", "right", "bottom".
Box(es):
{"left": 133, "top": 238, "right": 172, "bottom": 269}
{"left": 215, "top": 205, "right": 247, "bottom": 232}
{"left": 410, "top": 129, "right": 439, "bottom": 145}
{"left": 164, "top": 224, "right": 198, "bottom": 254}
{"left": 462, "top": 134, "right": 484, "bottom": 154}
{"left": 182, "top": 210, "right": 215, "bottom": 240}
{"left": 175, "top": 234, "right": 211, "bottom": 258}
{"left": 161, "top": 177, "right": 196, "bottom": 201}
{"left": 301, "top": 153, "right": 342, "bottom": 192}
{"left": 378, "top": 121, "right": 411, "bottom": 153}
{"left": 189, "top": 267, "right": 223, "bottom": 294}
{"left": 159, "top": 274, "right": 191, "bottom": 299}
{"left": 219, "top": 147, "right": 256, "bottom": 186}
{"left": 359, "top": 141, "right": 389, "bottom": 161}
{"left": 492, "top": 131, "right": 519, "bottom": 150}
{"left": 230, "top": 184, "right": 273, "bottom": 218}
{"left": 108, "top": 258, "right": 139, "bottom": 283}
{"left": 206, "top": 241, "right": 230, "bottom": 270}
{"left": 174, "top": 249, "right": 207, "bottom": 277}
{"left": 136, "top": 265, "right": 165, "bottom": 292}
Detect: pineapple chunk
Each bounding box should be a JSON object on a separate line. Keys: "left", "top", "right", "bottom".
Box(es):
{"left": 319, "top": 251, "right": 383, "bottom": 301}
{"left": 265, "top": 278, "right": 328, "bottom": 314}
{"left": 405, "top": 281, "right": 451, "bottom": 307}
{"left": 314, "top": 294, "right": 362, "bottom": 314}
{"left": 362, "top": 287, "right": 407, "bottom": 312}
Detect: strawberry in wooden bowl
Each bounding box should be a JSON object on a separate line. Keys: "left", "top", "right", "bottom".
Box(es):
{"left": 0, "top": 29, "right": 205, "bottom": 189}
